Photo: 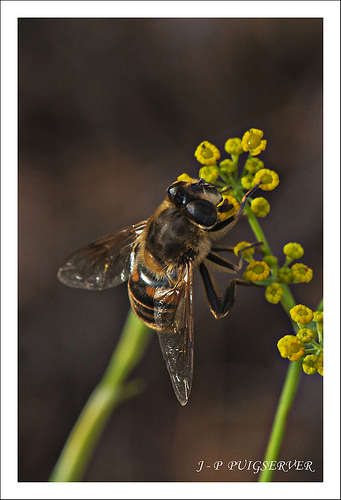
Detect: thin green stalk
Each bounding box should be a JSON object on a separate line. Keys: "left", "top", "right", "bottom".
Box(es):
{"left": 243, "top": 203, "right": 305, "bottom": 481}
{"left": 245, "top": 200, "right": 323, "bottom": 482}
{"left": 50, "top": 311, "right": 152, "bottom": 482}
{"left": 243, "top": 203, "right": 274, "bottom": 260}
{"left": 259, "top": 359, "right": 303, "bottom": 482}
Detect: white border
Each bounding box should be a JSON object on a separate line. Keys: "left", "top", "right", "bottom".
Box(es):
{"left": 2, "top": 1, "right": 340, "bottom": 499}
{"left": 1, "top": 0, "right": 340, "bottom": 18}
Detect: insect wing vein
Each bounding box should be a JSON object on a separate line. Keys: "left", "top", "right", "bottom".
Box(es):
{"left": 155, "top": 262, "right": 194, "bottom": 405}
{"left": 57, "top": 221, "right": 147, "bottom": 290}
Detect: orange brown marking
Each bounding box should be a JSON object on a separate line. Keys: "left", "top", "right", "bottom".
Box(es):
{"left": 132, "top": 265, "right": 139, "bottom": 283}
{"left": 145, "top": 285, "right": 155, "bottom": 298}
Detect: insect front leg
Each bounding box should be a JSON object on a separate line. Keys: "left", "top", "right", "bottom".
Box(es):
{"left": 199, "top": 263, "right": 261, "bottom": 319}
{"left": 200, "top": 240, "right": 263, "bottom": 319}
{"left": 208, "top": 241, "right": 263, "bottom": 272}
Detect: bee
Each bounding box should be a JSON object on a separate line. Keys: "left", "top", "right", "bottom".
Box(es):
{"left": 58, "top": 178, "right": 261, "bottom": 405}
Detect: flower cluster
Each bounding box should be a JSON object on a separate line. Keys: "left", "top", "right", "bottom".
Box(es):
{"left": 180, "top": 131, "right": 312, "bottom": 306}
{"left": 179, "top": 129, "right": 321, "bottom": 380}
{"left": 238, "top": 241, "right": 313, "bottom": 306}
{"left": 278, "top": 243, "right": 313, "bottom": 283}
{"left": 188, "top": 129, "right": 278, "bottom": 224}
{"left": 277, "top": 305, "right": 323, "bottom": 376}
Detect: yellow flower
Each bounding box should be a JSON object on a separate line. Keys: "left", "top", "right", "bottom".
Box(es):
{"left": 242, "top": 128, "right": 267, "bottom": 156}
{"left": 277, "top": 335, "right": 305, "bottom": 361}
{"left": 244, "top": 260, "right": 270, "bottom": 282}
{"left": 290, "top": 304, "right": 314, "bottom": 325}
{"left": 302, "top": 354, "right": 322, "bottom": 375}
{"left": 219, "top": 159, "right": 237, "bottom": 174}
{"left": 291, "top": 263, "right": 313, "bottom": 283}
{"left": 277, "top": 267, "right": 293, "bottom": 284}
{"left": 199, "top": 165, "right": 220, "bottom": 184}
{"left": 233, "top": 241, "right": 255, "bottom": 261}
{"left": 241, "top": 174, "right": 255, "bottom": 190}
{"left": 177, "top": 173, "right": 193, "bottom": 182}
{"left": 218, "top": 195, "right": 240, "bottom": 221}
{"left": 224, "top": 138, "right": 243, "bottom": 155}
{"left": 245, "top": 157, "right": 264, "bottom": 174}
{"left": 254, "top": 168, "right": 279, "bottom": 191}
{"left": 283, "top": 242, "right": 304, "bottom": 260}
{"left": 316, "top": 355, "right": 323, "bottom": 376}
{"left": 251, "top": 197, "right": 270, "bottom": 218}
{"left": 265, "top": 283, "right": 284, "bottom": 304}
{"left": 313, "top": 311, "right": 323, "bottom": 324}
{"left": 195, "top": 141, "right": 221, "bottom": 165}
{"left": 296, "top": 328, "right": 314, "bottom": 343}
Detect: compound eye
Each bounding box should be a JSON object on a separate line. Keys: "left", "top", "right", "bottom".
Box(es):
{"left": 185, "top": 199, "right": 217, "bottom": 227}
{"left": 167, "top": 183, "right": 188, "bottom": 206}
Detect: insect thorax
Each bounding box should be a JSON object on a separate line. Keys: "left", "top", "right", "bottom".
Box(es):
{"left": 144, "top": 205, "right": 211, "bottom": 268}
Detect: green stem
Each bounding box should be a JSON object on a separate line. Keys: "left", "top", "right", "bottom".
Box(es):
{"left": 258, "top": 360, "right": 303, "bottom": 482}
{"left": 243, "top": 203, "right": 274, "bottom": 259}
{"left": 242, "top": 202, "right": 305, "bottom": 482}
{"left": 49, "top": 311, "right": 152, "bottom": 482}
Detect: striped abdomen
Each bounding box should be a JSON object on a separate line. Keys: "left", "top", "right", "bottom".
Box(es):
{"left": 128, "top": 247, "right": 178, "bottom": 331}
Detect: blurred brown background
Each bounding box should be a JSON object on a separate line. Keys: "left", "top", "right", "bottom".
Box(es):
{"left": 19, "top": 18, "right": 323, "bottom": 482}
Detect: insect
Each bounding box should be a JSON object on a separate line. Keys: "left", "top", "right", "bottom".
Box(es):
{"left": 58, "top": 178, "right": 261, "bottom": 405}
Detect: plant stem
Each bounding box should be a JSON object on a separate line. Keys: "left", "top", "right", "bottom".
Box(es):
{"left": 243, "top": 204, "right": 274, "bottom": 259}
{"left": 49, "top": 311, "right": 152, "bottom": 482}
{"left": 243, "top": 202, "right": 306, "bottom": 482}
{"left": 259, "top": 359, "right": 302, "bottom": 482}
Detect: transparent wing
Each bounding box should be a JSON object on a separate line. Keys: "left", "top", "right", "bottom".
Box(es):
{"left": 154, "top": 262, "right": 194, "bottom": 406}
{"left": 57, "top": 221, "right": 147, "bottom": 290}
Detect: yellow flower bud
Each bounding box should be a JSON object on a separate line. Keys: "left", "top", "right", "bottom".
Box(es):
{"left": 253, "top": 168, "right": 279, "bottom": 191}
{"left": 199, "top": 165, "right": 220, "bottom": 184}
{"left": 277, "top": 267, "right": 293, "bottom": 284}
{"left": 245, "top": 157, "right": 264, "bottom": 174}
{"left": 291, "top": 263, "right": 313, "bottom": 283}
{"left": 241, "top": 129, "right": 267, "bottom": 156}
{"left": 265, "top": 283, "right": 284, "bottom": 304}
{"left": 290, "top": 304, "right": 314, "bottom": 325}
{"left": 283, "top": 242, "right": 304, "bottom": 260}
{"left": 195, "top": 141, "right": 220, "bottom": 165}
{"left": 302, "top": 354, "right": 322, "bottom": 375}
{"left": 251, "top": 197, "right": 270, "bottom": 218}
{"left": 244, "top": 260, "right": 270, "bottom": 282}
{"left": 277, "top": 335, "right": 305, "bottom": 361}
{"left": 296, "top": 328, "right": 314, "bottom": 343}
{"left": 313, "top": 311, "right": 323, "bottom": 324}
{"left": 219, "top": 159, "right": 237, "bottom": 174}
{"left": 224, "top": 138, "right": 243, "bottom": 155}
{"left": 240, "top": 174, "right": 255, "bottom": 190}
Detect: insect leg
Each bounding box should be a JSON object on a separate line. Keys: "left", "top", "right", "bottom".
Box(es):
{"left": 235, "top": 181, "right": 262, "bottom": 217}
{"left": 207, "top": 241, "right": 263, "bottom": 272}
{"left": 209, "top": 215, "right": 237, "bottom": 233}
{"left": 199, "top": 262, "right": 261, "bottom": 319}
{"left": 206, "top": 252, "right": 237, "bottom": 271}
{"left": 210, "top": 245, "right": 235, "bottom": 253}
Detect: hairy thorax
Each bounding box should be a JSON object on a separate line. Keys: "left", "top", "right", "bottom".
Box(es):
{"left": 141, "top": 201, "right": 212, "bottom": 275}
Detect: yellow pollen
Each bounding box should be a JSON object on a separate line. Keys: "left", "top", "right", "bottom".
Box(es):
{"left": 247, "top": 133, "right": 261, "bottom": 149}
{"left": 261, "top": 173, "right": 272, "bottom": 184}
{"left": 201, "top": 148, "right": 214, "bottom": 159}
{"left": 253, "top": 264, "right": 265, "bottom": 274}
